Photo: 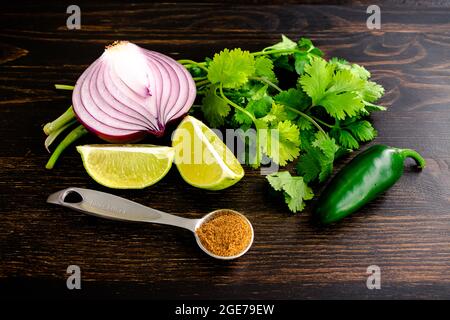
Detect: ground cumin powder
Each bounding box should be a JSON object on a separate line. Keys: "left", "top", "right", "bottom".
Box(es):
{"left": 196, "top": 210, "right": 252, "bottom": 257}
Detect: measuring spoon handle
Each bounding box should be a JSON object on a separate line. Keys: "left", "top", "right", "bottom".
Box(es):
{"left": 47, "top": 187, "right": 199, "bottom": 232}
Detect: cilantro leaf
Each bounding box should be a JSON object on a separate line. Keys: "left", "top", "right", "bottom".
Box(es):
{"left": 283, "top": 178, "right": 314, "bottom": 212}
{"left": 263, "top": 35, "right": 297, "bottom": 53}
{"left": 250, "top": 83, "right": 269, "bottom": 101}
{"left": 266, "top": 171, "right": 314, "bottom": 212}
{"left": 298, "top": 38, "right": 323, "bottom": 57}
{"left": 297, "top": 132, "right": 338, "bottom": 183}
{"left": 299, "top": 56, "right": 335, "bottom": 105}
{"left": 233, "top": 109, "right": 252, "bottom": 127}
{"left": 207, "top": 48, "right": 256, "bottom": 88}
{"left": 363, "top": 81, "right": 385, "bottom": 102}
{"left": 331, "top": 128, "right": 359, "bottom": 149}
{"left": 293, "top": 38, "right": 323, "bottom": 75}
{"left": 266, "top": 170, "right": 289, "bottom": 191}
{"left": 312, "top": 131, "right": 339, "bottom": 158}
{"left": 231, "top": 82, "right": 266, "bottom": 100}
{"left": 269, "top": 103, "right": 293, "bottom": 121}
{"left": 320, "top": 91, "right": 364, "bottom": 120}
{"left": 297, "top": 38, "right": 315, "bottom": 51}
{"left": 294, "top": 52, "right": 309, "bottom": 75}
{"left": 274, "top": 88, "right": 310, "bottom": 112}
{"left": 329, "top": 69, "right": 365, "bottom": 93}
{"left": 273, "top": 55, "right": 295, "bottom": 72}
{"left": 296, "top": 150, "right": 321, "bottom": 184}
{"left": 300, "top": 57, "right": 375, "bottom": 119}
{"left": 346, "top": 120, "right": 377, "bottom": 142}
{"left": 330, "top": 57, "right": 370, "bottom": 80}
{"left": 234, "top": 87, "right": 273, "bottom": 126}
{"left": 329, "top": 57, "right": 348, "bottom": 66}
{"left": 251, "top": 97, "right": 272, "bottom": 118}
{"left": 277, "top": 120, "right": 301, "bottom": 145}
{"left": 364, "top": 101, "right": 386, "bottom": 113}
{"left": 297, "top": 116, "right": 314, "bottom": 130}
{"left": 254, "top": 56, "right": 278, "bottom": 83}
{"left": 235, "top": 125, "right": 260, "bottom": 167}
{"left": 260, "top": 103, "right": 290, "bottom": 124}
{"left": 330, "top": 120, "right": 377, "bottom": 149}
{"left": 263, "top": 120, "right": 300, "bottom": 166}
{"left": 312, "top": 131, "right": 339, "bottom": 181}
{"left": 350, "top": 64, "right": 371, "bottom": 80}
{"left": 201, "top": 86, "right": 230, "bottom": 127}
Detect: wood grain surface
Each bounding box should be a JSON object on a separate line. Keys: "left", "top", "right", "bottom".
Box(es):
{"left": 0, "top": 2, "right": 449, "bottom": 299}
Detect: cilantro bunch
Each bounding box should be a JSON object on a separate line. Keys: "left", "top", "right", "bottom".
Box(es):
{"left": 180, "top": 35, "right": 385, "bottom": 213}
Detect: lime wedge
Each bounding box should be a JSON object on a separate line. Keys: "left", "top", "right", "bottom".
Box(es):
{"left": 76, "top": 144, "right": 174, "bottom": 189}
{"left": 172, "top": 116, "right": 244, "bottom": 190}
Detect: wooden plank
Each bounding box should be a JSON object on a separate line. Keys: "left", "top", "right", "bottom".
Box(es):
{"left": 0, "top": 3, "right": 449, "bottom": 299}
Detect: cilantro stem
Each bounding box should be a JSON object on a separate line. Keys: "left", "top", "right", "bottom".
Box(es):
{"left": 178, "top": 59, "right": 205, "bottom": 65}
{"left": 43, "top": 106, "right": 76, "bottom": 135}
{"left": 285, "top": 107, "right": 326, "bottom": 135}
{"left": 196, "top": 90, "right": 208, "bottom": 96}
{"left": 45, "top": 124, "right": 88, "bottom": 169}
{"left": 311, "top": 116, "right": 333, "bottom": 128}
{"left": 178, "top": 59, "right": 208, "bottom": 72}
{"left": 195, "top": 79, "right": 210, "bottom": 87}
{"left": 218, "top": 85, "right": 255, "bottom": 122}
{"left": 249, "top": 77, "right": 331, "bottom": 133}
{"left": 250, "top": 76, "right": 282, "bottom": 92}
{"left": 55, "top": 84, "right": 74, "bottom": 90}
{"left": 193, "top": 76, "right": 208, "bottom": 81}
{"left": 251, "top": 48, "right": 299, "bottom": 57}
{"left": 218, "top": 84, "right": 261, "bottom": 166}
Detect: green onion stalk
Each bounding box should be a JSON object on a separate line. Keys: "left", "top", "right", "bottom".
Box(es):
{"left": 43, "top": 84, "right": 88, "bottom": 169}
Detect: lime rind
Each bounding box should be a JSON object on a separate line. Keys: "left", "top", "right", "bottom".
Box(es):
{"left": 172, "top": 116, "right": 244, "bottom": 191}
{"left": 77, "top": 145, "right": 174, "bottom": 189}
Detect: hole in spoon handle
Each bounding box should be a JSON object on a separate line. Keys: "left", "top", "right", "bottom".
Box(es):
{"left": 62, "top": 190, "right": 83, "bottom": 203}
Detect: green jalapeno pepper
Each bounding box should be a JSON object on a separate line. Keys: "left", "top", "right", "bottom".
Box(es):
{"left": 315, "top": 144, "right": 426, "bottom": 225}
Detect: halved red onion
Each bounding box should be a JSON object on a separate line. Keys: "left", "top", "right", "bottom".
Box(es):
{"left": 72, "top": 41, "right": 196, "bottom": 143}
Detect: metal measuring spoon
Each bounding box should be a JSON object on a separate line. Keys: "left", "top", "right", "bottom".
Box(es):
{"left": 47, "top": 187, "right": 254, "bottom": 260}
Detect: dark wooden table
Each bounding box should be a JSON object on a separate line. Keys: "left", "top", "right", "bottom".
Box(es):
{"left": 1, "top": 2, "right": 449, "bottom": 300}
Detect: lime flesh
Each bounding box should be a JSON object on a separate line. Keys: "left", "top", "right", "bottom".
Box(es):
{"left": 77, "top": 144, "right": 174, "bottom": 189}
{"left": 172, "top": 116, "right": 244, "bottom": 190}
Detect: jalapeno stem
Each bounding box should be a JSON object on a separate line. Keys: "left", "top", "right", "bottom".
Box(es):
{"left": 398, "top": 148, "right": 426, "bottom": 169}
